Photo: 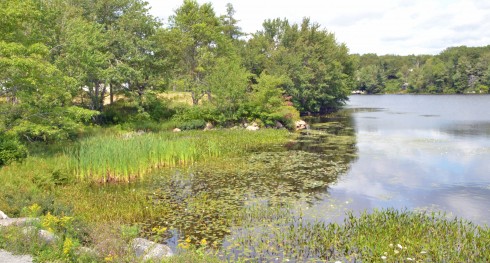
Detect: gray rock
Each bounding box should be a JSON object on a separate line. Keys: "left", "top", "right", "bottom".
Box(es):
{"left": 22, "top": 227, "right": 58, "bottom": 244}
{"left": 132, "top": 238, "right": 173, "bottom": 261}
{"left": 275, "top": 121, "right": 284, "bottom": 129}
{"left": 0, "top": 249, "right": 32, "bottom": 263}
{"left": 38, "top": 229, "right": 58, "bottom": 244}
{"left": 0, "top": 218, "right": 29, "bottom": 227}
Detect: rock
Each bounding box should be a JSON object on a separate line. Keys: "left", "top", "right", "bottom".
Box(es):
{"left": 172, "top": 128, "right": 181, "bottom": 132}
{"left": 246, "top": 122, "right": 260, "bottom": 131}
{"left": 0, "top": 218, "right": 30, "bottom": 227}
{"left": 203, "top": 122, "right": 214, "bottom": 131}
{"left": 0, "top": 249, "right": 33, "bottom": 263}
{"left": 38, "top": 229, "right": 58, "bottom": 244}
{"left": 0, "top": 210, "right": 9, "bottom": 219}
{"left": 22, "top": 227, "right": 58, "bottom": 244}
{"left": 246, "top": 125, "right": 259, "bottom": 131}
{"left": 132, "top": 238, "right": 173, "bottom": 261}
{"left": 295, "top": 120, "right": 308, "bottom": 130}
{"left": 275, "top": 121, "right": 284, "bottom": 129}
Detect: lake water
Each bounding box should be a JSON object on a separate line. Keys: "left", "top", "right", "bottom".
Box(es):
{"left": 146, "top": 94, "right": 490, "bottom": 253}
{"left": 321, "top": 95, "right": 490, "bottom": 225}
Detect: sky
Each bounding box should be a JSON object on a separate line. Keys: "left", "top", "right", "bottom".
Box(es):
{"left": 145, "top": 0, "right": 490, "bottom": 55}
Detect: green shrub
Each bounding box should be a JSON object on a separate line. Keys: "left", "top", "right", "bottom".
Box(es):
{"left": 0, "top": 132, "right": 27, "bottom": 166}
{"left": 178, "top": 119, "right": 207, "bottom": 130}
{"left": 143, "top": 92, "right": 176, "bottom": 121}
{"left": 100, "top": 100, "right": 139, "bottom": 124}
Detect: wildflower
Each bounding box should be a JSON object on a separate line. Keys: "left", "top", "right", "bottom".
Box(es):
{"left": 420, "top": 250, "right": 427, "bottom": 254}
{"left": 200, "top": 238, "right": 207, "bottom": 246}
{"left": 381, "top": 256, "right": 387, "bottom": 260}
{"left": 407, "top": 258, "right": 414, "bottom": 261}
{"left": 394, "top": 249, "right": 400, "bottom": 254}
{"left": 397, "top": 244, "right": 403, "bottom": 249}
{"left": 63, "top": 237, "right": 74, "bottom": 255}
{"left": 389, "top": 243, "right": 394, "bottom": 248}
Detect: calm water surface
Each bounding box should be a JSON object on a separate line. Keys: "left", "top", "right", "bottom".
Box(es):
{"left": 323, "top": 95, "right": 490, "bottom": 225}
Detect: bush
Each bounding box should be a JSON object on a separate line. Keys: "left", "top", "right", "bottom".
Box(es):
{"left": 177, "top": 119, "right": 207, "bottom": 131}
{"left": 0, "top": 132, "right": 27, "bottom": 166}
{"left": 143, "top": 93, "right": 176, "bottom": 121}
{"left": 100, "top": 100, "right": 139, "bottom": 124}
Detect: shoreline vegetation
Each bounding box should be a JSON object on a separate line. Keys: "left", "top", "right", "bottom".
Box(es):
{"left": 1, "top": 0, "right": 490, "bottom": 262}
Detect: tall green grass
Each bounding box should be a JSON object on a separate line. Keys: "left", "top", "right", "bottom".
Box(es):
{"left": 66, "top": 129, "right": 292, "bottom": 182}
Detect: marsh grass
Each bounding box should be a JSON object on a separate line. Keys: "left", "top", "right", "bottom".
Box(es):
{"left": 66, "top": 129, "right": 292, "bottom": 182}
{"left": 223, "top": 206, "right": 490, "bottom": 262}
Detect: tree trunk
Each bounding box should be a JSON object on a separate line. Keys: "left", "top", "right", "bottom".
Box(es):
{"left": 99, "top": 83, "right": 107, "bottom": 112}
{"left": 109, "top": 82, "right": 114, "bottom": 105}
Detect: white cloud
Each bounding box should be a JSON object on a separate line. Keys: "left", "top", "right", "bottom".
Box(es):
{"left": 145, "top": 0, "right": 490, "bottom": 55}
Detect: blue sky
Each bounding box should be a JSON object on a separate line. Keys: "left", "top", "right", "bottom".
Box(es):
{"left": 145, "top": 0, "right": 490, "bottom": 55}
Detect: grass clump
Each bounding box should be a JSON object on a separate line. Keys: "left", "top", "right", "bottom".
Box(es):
{"left": 223, "top": 206, "right": 490, "bottom": 262}
{"left": 66, "top": 129, "right": 292, "bottom": 182}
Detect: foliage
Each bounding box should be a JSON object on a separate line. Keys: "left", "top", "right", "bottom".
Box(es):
{"left": 246, "top": 18, "right": 355, "bottom": 114}
{"left": 247, "top": 73, "right": 300, "bottom": 128}
{"left": 0, "top": 132, "right": 27, "bottom": 166}
{"left": 166, "top": 0, "right": 229, "bottom": 105}
{"left": 352, "top": 45, "right": 490, "bottom": 94}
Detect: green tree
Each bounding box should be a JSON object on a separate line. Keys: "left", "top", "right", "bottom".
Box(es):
{"left": 220, "top": 3, "right": 243, "bottom": 40}
{"left": 356, "top": 65, "right": 385, "bottom": 94}
{"left": 56, "top": 17, "right": 111, "bottom": 111}
{"left": 0, "top": 0, "right": 97, "bottom": 142}
{"left": 254, "top": 18, "right": 354, "bottom": 113}
{"left": 205, "top": 57, "right": 250, "bottom": 120}
{"left": 168, "top": 0, "right": 227, "bottom": 105}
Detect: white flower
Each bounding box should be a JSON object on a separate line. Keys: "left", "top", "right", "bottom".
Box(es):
{"left": 394, "top": 249, "right": 400, "bottom": 254}
{"left": 407, "top": 258, "right": 414, "bottom": 261}
{"left": 397, "top": 244, "right": 403, "bottom": 249}
{"left": 420, "top": 250, "right": 427, "bottom": 254}
{"left": 381, "top": 256, "right": 387, "bottom": 260}
{"left": 389, "top": 243, "right": 394, "bottom": 248}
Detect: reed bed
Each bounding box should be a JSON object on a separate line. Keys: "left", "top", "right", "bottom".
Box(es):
{"left": 65, "top": 129, "right": 292, "bottom": 182}
{"left": 223, "top": 206, "right": 490, "bottom": 262}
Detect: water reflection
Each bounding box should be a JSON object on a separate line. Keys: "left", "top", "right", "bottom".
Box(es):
{"left": 142, "top": 112, "right": 359, "bottom": 246}
{"left": 325, "top": 95, "right": 490, "bottom": 225}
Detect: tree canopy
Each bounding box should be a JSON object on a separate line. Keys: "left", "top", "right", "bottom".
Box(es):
{"left": 1, "top": 0, "right": 488, "bottom": 164}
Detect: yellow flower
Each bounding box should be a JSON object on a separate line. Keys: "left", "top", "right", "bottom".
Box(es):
{"left": 63, "top": 237, "right": 74, "bottom": 255}
{"left": 178, "top": 242, "right": 190, "bottom": 249}
{"left": 200, "top": 238, "right": 207, "bottom": 246}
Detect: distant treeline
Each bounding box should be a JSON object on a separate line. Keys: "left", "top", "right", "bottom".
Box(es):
{"left": 352, "top": 45, "right": 490, "bottom": 94}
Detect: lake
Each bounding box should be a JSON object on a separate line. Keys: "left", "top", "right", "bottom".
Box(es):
{"left": 319, "top": 95, "right": 490, "bottom": 225}
{"left": 141, "top": 94, "right": 490, "bottom": 252}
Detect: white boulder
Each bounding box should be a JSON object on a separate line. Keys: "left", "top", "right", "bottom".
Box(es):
{"left": 132, "top": 238, "right": 173, "bottom": 261}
